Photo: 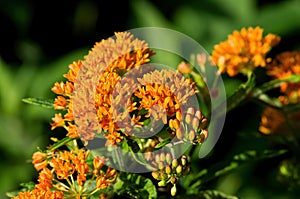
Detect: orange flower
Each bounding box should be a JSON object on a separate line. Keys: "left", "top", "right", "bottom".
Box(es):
{"left": 63, "top": 61, "right": 82, "bottom": 83}
{"left": 259, "top": 107, "right": 286, "bottom": 135}
{"left": 259, "top": 106, "right": 300, "bottom": 135}
{"left": 111, "top": 69, "right": 198, "bottom": 137}
{"left": 35, "top": 168, "right": 53, "bottom": 191}
{"left": 267, "top": 51, "right": 300, "bottom": 103}
{"left": 13, "top": 168, "right": 62, "bottom": 199}
{"left": 66, "top": 123, "right": 79, "bottom": 138}
{"left": 13, "top": 189, "right": 64, "bottom": 199}
{"left": 51, "top": 32, "right": 153, "bottom": 145}
{"left": 32, "top": 151, "right": 51, "bottom": 171}
{"left": 211, "top": 26, "right": 280, "bottom": 76}
{"left": 53, "top": 96, "right": 68, "bottom": 110}
{"left": 178, "top": 61, "right": 191, "bottom": 74}
{"left": 96, "top": 167, "right": 117, "bottom": 190}
{"left": 93, "top": 156, "right": 106, "bottom": 174}
{"left": 51, "top": 113, "right": 65, "bottom": 130}
{"left": 49, "top": 150, "right": 89, "bottom": 186}
{"left": 135, "top": 70, "right": 197, "bottom": 117}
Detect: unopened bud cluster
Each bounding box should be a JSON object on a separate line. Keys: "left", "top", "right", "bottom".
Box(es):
{"left": 151, "top": 153, "right": 191, "bottom": 196}
{"left": 169, "top": 107, "right": 208, "bottom": 144}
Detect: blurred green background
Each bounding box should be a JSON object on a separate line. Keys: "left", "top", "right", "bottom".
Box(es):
{"left": 1, "top": 0, "right": 300, "bottom": 198}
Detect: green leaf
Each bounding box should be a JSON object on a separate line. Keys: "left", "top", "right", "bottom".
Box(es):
{"left": 252, "top": 93, "right": 283, "bottom": 109}
{"left": 252, "top": 74, "right": 300, "bottom": 97}
{"left": 19, "top": 181, "right": 35, "bottom": 191}
{"left": 154, "top": 138, "right": 172, "bottom": 149}
{"left": 197, "top": 189, "right": 238, "bottom": 199}
{"left": 6, "top": 191, "right": 19, "bottom": 198}
{"left": 22, "top": 97, "right": 54, "bottom": 108}
{"left": 114, "top": 173, "right": 157, "bottom": 199}
{"left": 46, "top": 137, "right": 74, "bottom": 152}
{"left": 251, "top": 74, "right": 300, "bottom": 109}
{"left": 186, "top": 149, "right": 288, "bottom": 192}
{"left": 6, "top": 181, "right": 36, "bottom": 197}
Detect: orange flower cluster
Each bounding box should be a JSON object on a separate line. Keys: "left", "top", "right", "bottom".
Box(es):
{"left": 32, "top": 151, "right": 52, "bottom": 171}
{"left": 259, "top": 105, "right": 300, "bottom": 135}
{"left": 13, "top": 168, "right": 64, "bottom": 199}
{"left": 93, "top": 155, "right": 117, "bottom": 190}
{"left": 211, "top": 26, "right": 280, "bottom": 76}
{"left": 15, "top": 149, "right": 117, "bottom": 198}
{"left": 135, "top": 70, "right": 197, "bottom": 122}
{"left": 111, "top": 68, "right": 200, "bottom": 138}
{"left": 259, "top": 107, "right": 286, "bottom": 135}
{"left": 51, "top": 32, "right": 153, "bottom": 145}
{"left": 51, "top": 60, "right": 82, "bottom": 138}
{"left": 259, "top": 51, "right": 300, "bottom": 135}
{"left": 50, "top": 150, "right": 90, "bottom": 186}
{"left": 267, "top": 51, "right": 300, "bottom": 103}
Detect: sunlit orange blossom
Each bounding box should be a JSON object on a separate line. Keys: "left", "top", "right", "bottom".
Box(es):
{"left": 13, "top": 168, "right": 64, "bottom": 199}
{"left": 51, "top": 32, "right": 153, "bottom": 145}
{"left": 211, "top": 26, "right": 280, "bottom": 76}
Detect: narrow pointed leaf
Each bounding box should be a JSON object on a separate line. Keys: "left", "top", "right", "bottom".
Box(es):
{"left": 22, "top": 98, "right": 54, "bottom": 108}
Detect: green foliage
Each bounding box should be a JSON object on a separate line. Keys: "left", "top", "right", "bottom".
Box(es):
{"left": 22, "top": 98, "right": 54, "bottom": 109}
{"left": 183, "top": 149, "right": 288, "bottom": 194}
{"left": 114, "top": 173, "right": 157, "bottom": 199}
{"left": 6, "top": 181, "right": 35, "bottom": 197}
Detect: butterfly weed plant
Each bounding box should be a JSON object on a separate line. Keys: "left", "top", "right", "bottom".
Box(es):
{"left": 7, "top": 26, "right": 300, "bottom": 198}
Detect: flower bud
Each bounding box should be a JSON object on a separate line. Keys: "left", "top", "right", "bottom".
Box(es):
{"left": 155, "top": 154, "right": 160, "bottom": 163}
{"left": 200, "top": 118, "right": 208, "bottom": 129}
{"left": 169, "top": 176, "right": 177, "bottom": 184}
{"left": 185, "top": 113, "right": 192, "bottom": 124}
{"left": 187, "top": 107, "right": 195, "bottom": 115}
{"left": 195, "top": 110, "right": 202, "bottom": 120}
{"left": 160, "top": 152, "right": 166, "bottom": 162}
{"left": 192, "top": 117, "right": 200, "bottom": 131}
{"left": 176, "top": 165, "right": 183, "bottom": 174}
{"left": 152, "top": 171, "right": 159, "bottom": 179}
{"left": 158, "top": 180, "right": 167, "bottom": 187}
{"left": 172, "top": 159, "right": 178, "bottom": 168}
{"left": 201, "top": 129, "right": 208, "bottom": 140}
{"left": 171, "top": 184, "right": 177, "bottom": 196}
{"left": 169, "top": 119, "right": 174, "bottom": 130}
{"left": 197, "top": 53, "right": 207, "bottom": 66}
{"left": 32, "top": 151, "right": 48, "bottom": 171}
{"left": 169, "top": 119, "right": 180, "bottom": 130}
{"left": 165, "top": 165, "right": 172, "bottom": 175}
{"left": 176, "top": 111, "right": 182, "bottom": 121}
{"left": 159, "top": 172, "right": 168, "bottom": 180}
{"left": 165, "top": 153, "right": 172, "bottom": 164}
{"left": 181, "top": 155, "right": 187, "bottom": 166}
{"left": 176, "top": 128, "right": 184, "bottom": 140}
{"left": 188, "top": 129, "right": 195, "bottom": 142}
{"left": 178, "top": 61, "right": 191, "bottom": 74}
{"left": 158, "top": 161, "right": 164, "bottom": 170}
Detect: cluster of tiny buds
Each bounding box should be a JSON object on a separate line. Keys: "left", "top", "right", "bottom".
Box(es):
{"left": 151, "top": 153, "right": 190, "bottom": 196}
{"left": 169, "top": 107, "right": 208, "bottom": 145}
